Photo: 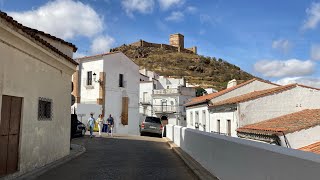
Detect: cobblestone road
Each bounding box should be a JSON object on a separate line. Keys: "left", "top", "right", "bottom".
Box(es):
{"left": 36, "top": 133, "right": 197, "bottom": 180}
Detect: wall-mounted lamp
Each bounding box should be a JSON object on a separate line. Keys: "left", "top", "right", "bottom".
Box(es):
{"left": 93, "top": 72, "right": 102, "bottom": 84}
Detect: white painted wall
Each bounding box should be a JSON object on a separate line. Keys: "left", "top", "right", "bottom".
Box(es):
{"left": 211, "top": 80, "right": 278, "bottom": 103}
{"left": 80, "top": 59, "right": 103, "bottom": 103}
{"left": 0, "top": 21, "right": 76, "bottom": 174}
{"left": 209, "top": 111, "right": 237, "bottom": 136}
{"left": 78, "top": 52, "right": 140, "bottom": 135}
{"left": 166, "top": 125, "right": 320, "bottom": 180}
{"left": 71, "top": 103, "right": 102, "bottom": 125}
{"left": 279, "top": 125, "right": 320, "bottom": 149}
{"left": 239, "top": 86, "right": 320, "bottom": 126}
{"left": 186, "top": 105, "right": 210, "bottom": 132}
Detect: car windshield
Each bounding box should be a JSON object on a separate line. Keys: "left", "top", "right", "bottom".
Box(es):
{"left": 145, "top": 117, "right": 161, "bottom": 124}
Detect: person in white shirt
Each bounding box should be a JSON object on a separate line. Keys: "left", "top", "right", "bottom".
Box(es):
{"left": 97, "top": 114, "right": 104, "bottom": 137}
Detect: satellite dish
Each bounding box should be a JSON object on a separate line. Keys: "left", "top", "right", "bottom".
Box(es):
{"left": 71, "top": 95, "right": 75, "bottom": 106}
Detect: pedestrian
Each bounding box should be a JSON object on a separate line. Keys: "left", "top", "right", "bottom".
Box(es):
{"left": 87, "top": 113, "right": 96, "bottom": 138}
{"left": 107, "top": 114, "right": 114, "bottom": 137}
{"left": 97, "top": 114, "right": 104, "bottom": 137}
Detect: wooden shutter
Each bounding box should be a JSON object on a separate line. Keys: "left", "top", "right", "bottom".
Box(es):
{"left": 121, "top": 97, "right": 129, "bottom": 125}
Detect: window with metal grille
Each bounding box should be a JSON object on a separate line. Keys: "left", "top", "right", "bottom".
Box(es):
{"left": 119, "top": 74, "right": 124, "bottom": 87}
{"left": 38, "top": 97, "right": 52, "bottom": 120}
{"left": 87, "top": 71, "right": 92, "bottom": 85}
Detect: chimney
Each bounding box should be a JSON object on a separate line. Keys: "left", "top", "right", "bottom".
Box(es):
{"left": 169, "top": 33, "right": 184, "bottom": 49}
{"left": 227, "top": 79, "right": 237, "bottom": 88}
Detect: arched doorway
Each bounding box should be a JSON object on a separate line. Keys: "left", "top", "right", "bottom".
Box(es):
{"left": 161, "top": 115, "right": 168, "bottom": 126}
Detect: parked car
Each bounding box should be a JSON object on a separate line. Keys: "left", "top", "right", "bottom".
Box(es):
{"left": 71, "top": 114, "right": 86, "bottom": 138}
{"left": 140, "top": 116, "right": 163, "bottom": 137}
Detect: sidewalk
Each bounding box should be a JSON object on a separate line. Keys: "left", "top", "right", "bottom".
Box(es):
{"left": 2, "top": 144, "right": 86, "bottom": 180}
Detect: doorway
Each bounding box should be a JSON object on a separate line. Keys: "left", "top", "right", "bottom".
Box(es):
{"left": 0, "top": 95, "right": 22, "bottom": 176}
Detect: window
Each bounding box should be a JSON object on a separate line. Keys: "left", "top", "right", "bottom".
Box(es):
{"left": 195, "top": 111, "right": 199, "bottom": 129}
{"left": 217, "top": 120, "right": 220, "bottom": 134}
{"left": 227, "top": 120, "right": 231, "bottom": 136}
{"left": 202, "top": 110, "right": 206, "bottom": 125}
{"left": 145, "top": 117, "right": 161, "bottom": 124}
{"left": 87, "top": 71, "right": 92, "bottom": 85}
{"left": 38, "top": 97, "right": 52, "bottom": 120}
{"left": 153, "top": 83, "right": 156, "bottom": 89}
{"left": 119, "top": 74, "right": 124, "bottom": 87}
{"left": 190, "top": 112, "right": 193, "bottom": 125}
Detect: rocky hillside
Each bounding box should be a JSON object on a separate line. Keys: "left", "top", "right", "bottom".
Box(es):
{"left": 111, "top": 45, "right": 255, "bottom": 91}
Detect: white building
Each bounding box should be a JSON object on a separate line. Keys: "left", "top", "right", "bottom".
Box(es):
{"left": 73, "top": 52, "right": 140, "bottom": 135}
{"left": 139, "top": 69, "right": 195, "bottom": 126}
{"left": 0, "top": 11, "right": 77, "bottom": 177}
{"left": 237, "top": 109, "right": 320, "bottom": 149}
{"left": 185, "top": 78, "right": 279, "bottom": 133}
{"left": 209, "top": 84, "right": 320, "bottom": 137}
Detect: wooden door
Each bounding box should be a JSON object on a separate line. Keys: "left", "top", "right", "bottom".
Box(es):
{"left": 121, "top": 97, "right": 129, "bottom": 125}
{"left": 0, "top": 95, "right": 22, "bottom": 176}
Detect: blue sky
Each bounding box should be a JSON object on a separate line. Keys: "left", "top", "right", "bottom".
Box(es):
{"left": 2, "top": 0, "right": 320, "bottom": 86}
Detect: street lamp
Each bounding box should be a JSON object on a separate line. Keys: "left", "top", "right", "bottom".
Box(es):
{"left": 93, "top": 72, "right": 102, "bottom": 84}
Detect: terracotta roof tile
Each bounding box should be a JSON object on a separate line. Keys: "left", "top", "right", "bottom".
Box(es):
{"left": 299, "top": 141, "right": 320, "bottom": 155}
{"left": 236, "top": 109, "right": 320, "bottom": 136}
{"left": 185, "top": 78, "right": 278, "bottom": 107}
{"left": 0, "top": 11, "right": 78, "bottom": 65}
{"left": 210, "top": 84, "right": 297, "bottom": 108}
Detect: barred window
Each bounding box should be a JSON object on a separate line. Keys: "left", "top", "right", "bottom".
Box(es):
{"left": 38, "top": 97, "right": 52, "bottom": 120}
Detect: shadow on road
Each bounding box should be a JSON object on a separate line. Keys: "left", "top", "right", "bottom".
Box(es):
{"left": 36, "top": 135, "right": 197, "bottom": 180}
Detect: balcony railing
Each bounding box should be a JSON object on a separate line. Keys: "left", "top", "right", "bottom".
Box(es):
{"left": 153, "top": 105, "right": 177, "bottom": 113}
{"left": 153, "top": 88, "right": 179, "bottom": 95}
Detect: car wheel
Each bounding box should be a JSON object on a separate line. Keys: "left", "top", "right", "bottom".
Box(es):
{"left": 81, "top": 129, "right": 86, "bottom": 136}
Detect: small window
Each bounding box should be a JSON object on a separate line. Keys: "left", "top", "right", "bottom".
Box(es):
{"left": 217, "top": 120, "right": 220, "bottom": 134}
{"left": 87, "top": 71, "right": 92, "bottom": 85}
{"left": 227, "top": 120, "right": 231, "bottom": 136}
{"left": 119, "top": 74, "right": 124, "bottom": 87}
{"left": 38, "top": 97, "right": 52, "bottom": 120}
{"left": 190, "top": 112, "right": 193, "bottom": 125}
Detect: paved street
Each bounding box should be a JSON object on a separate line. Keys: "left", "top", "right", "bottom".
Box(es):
{"left": 35, "top": 133, "right": 197, "bottom": 180}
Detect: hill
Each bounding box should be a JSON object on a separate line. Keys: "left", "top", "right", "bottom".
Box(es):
{"left": 111, "top": 44, "right": 255, "bottom": 91}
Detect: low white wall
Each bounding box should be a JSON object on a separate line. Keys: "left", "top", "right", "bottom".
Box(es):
{"left": 166, "top": 125, "right": 320, "bottom": 180}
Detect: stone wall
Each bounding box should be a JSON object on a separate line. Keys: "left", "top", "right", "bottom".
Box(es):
{"left": 129, "top": 39, "right": 196, "bottom": 54}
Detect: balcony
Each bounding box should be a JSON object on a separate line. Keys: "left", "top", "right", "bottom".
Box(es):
{"left": 153, "top": 88, "right": 180, "bottom": 95}
{"left": 153, "top": 105, "right": 177, "bottom": 113}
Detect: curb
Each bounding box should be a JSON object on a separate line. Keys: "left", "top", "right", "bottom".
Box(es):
{"left": 164, "top": 138, "right": 219, "bottom": 180}
{"left": 11, "top": 144, "right": 86, "bottom": 180}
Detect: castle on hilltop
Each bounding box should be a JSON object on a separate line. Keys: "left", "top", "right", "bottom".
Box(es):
{"left": 128, "top": 33, "right": 197, "bottom": 54}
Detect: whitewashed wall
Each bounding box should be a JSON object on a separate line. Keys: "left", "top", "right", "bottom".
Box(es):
{"left": 209, "top": 111, "right": 237, "bottom": 136}
{"left": 79, "top": 59, "right": 103, "bottom": 103}
{"left": 211, "top": 80, "right": 278, "bottom": 103}
{"left": 239, "top": 86, "right": 320, "bottom": 126}
{"left": 279, "top": 125, "right": 320, "bottom": 149}
{"left": 0, "top": 22, "right": 75, "bottom": 174}
{"left": 166, "top": 125, "right": 320, "bottom": 180}
{"left": 103, "top": 53, "right": 140, "bottom": 135}
{"left": 186, "top": 105, "right": 210, "bottom": 132}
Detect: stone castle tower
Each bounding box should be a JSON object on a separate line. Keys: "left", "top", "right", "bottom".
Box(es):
{"left": 169, "top": 33, "right": 184, "bottom": 49}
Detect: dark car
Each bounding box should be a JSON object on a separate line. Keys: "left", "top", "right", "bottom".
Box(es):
{"left": 140, "top": 116, "right": 163, "bottom": 137}
{"left": 71, "top": 114, "right": 86, "bottom": 138}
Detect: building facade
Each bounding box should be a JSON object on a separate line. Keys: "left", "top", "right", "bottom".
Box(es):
{"left": 139, "top": 69, "right": 196, "bottom": 126}
{"left": 0, "top": 11, "right": 77, "bottom": 176}
{"left": 209, "top": 84, "right": 320, "bottom": 137}
{"left": 73, "top": 52, "right": 140, "bottom": 135}
{"left": 185, "top": 79, "right": 278, "bottom": 133}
